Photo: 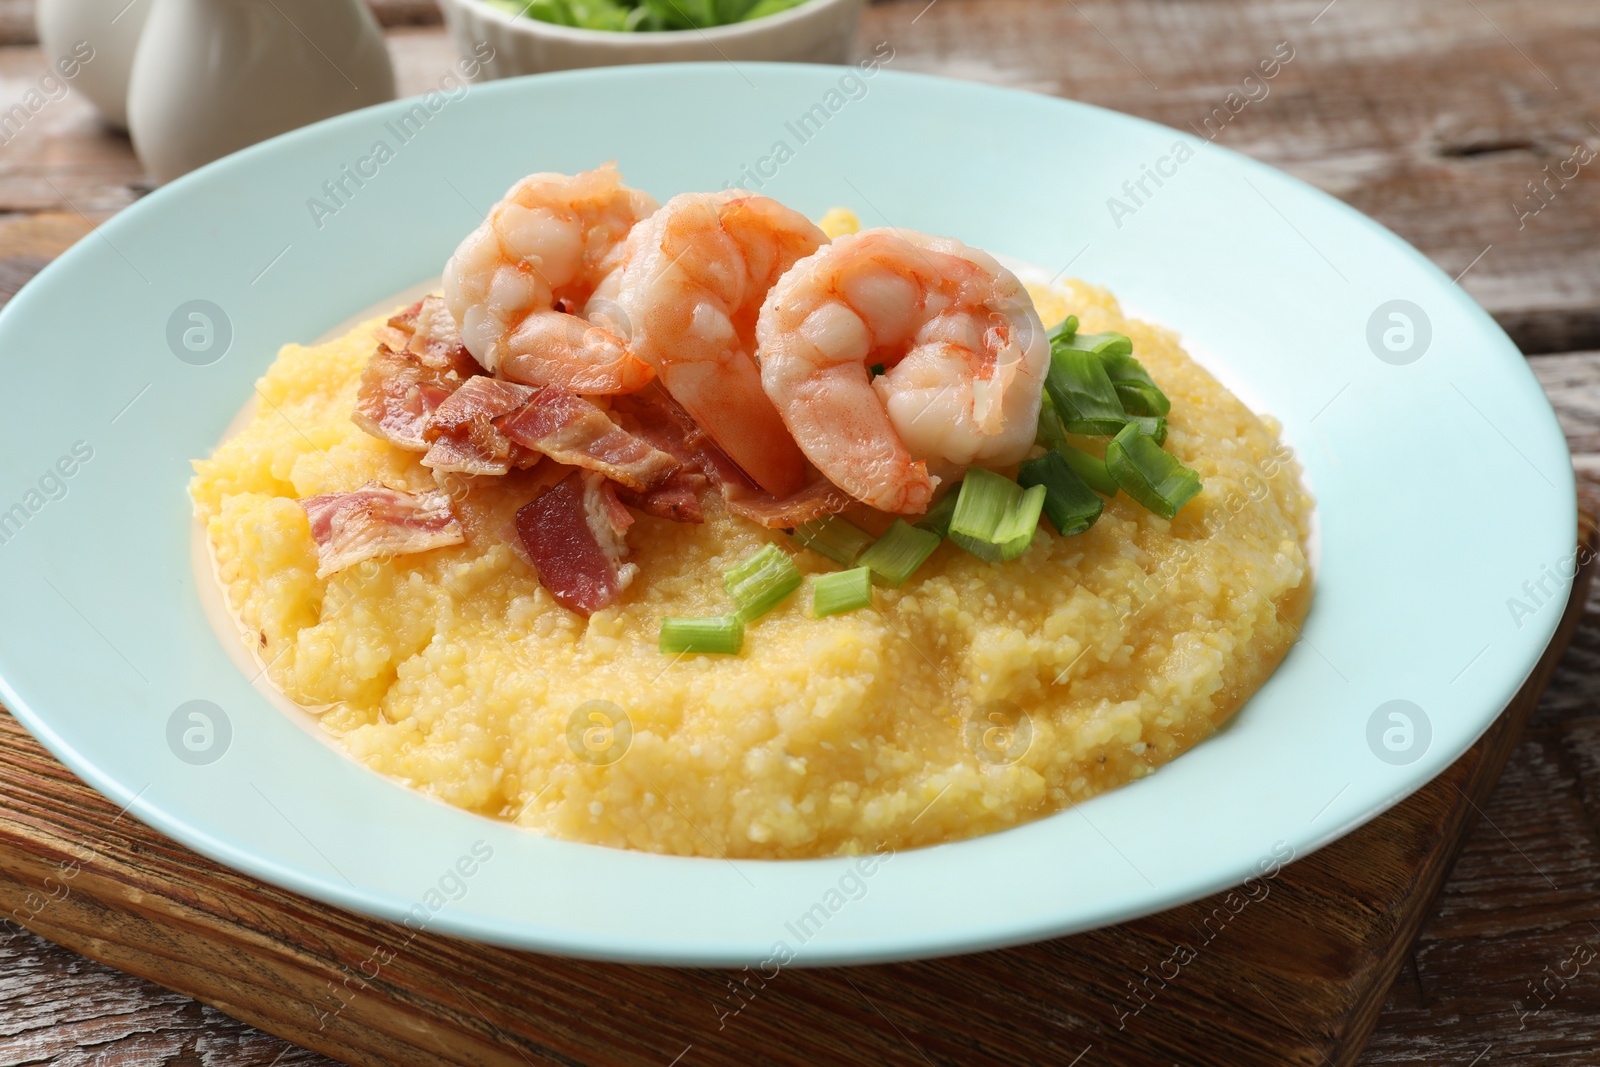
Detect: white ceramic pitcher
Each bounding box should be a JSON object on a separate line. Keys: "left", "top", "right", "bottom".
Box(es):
{"left": 126, "top": 0, "right": 395, "bottom": 183}
{"left": 35, "top": 0, "right": 152, "bottom": 128}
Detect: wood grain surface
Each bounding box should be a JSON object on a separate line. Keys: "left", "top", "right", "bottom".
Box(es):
{"left": 6, "top": 0, "right": 1599, "bottom": 351}
{"left": 4, "top": 1, "right": 1600, "bottom": 1064}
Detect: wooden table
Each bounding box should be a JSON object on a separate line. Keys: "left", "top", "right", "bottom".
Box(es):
{"left": 3, "top": 1, "right": 1600, "bottom": 1063}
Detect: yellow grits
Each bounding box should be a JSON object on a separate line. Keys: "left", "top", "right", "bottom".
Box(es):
{"left": 190, "top": 280, "right": 1313, "bottom": 860}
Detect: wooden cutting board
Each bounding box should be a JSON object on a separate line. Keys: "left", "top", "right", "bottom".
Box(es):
{"left": 0, "top": 219, "right": 1592, "bottom": 1065}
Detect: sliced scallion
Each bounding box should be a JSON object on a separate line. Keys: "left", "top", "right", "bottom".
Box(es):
{"left": 995, "top": 484, "right": 1047, "bottom": 559}
{"left": 789, "top": 514, "right": 874, "bottom": 566}
{"left": 1100, "top": 348, "right": 1171, "bottom": 417}
{"left": 1018, "top": 451, "right": 1105, "bottom": 536}
{"left": 1059, "top": 443, "right": 1119, "bottom": 496}
{"left": 812, "top": 567, "right": 874, "bottom": 617}
{"left": 659, "top": 614, "right": 744, "bottom": 655}
{"left": 858, "top": 519, "right": 941, "bottom": 587}
{"left": 1127, "top": 414, "right": 1168, "bottom": 445}
{"left": 1047, "top": 328, "right": 1172, "bottom": 428}
{"left": 1047, "top": 313, "right": 1080, "bottom": 342}
{"left": 1105, "top": 423, "right": 1202, "bottom": 520}
{"left": 915, "top": 485, "right": 962, "bottom": 538}
{"left": 723, "top": 544, "right": 801, "bottom": 622}
{"left": 1045, "top": 346, "right": 1126, "bottom": 436}
{"left": 948, "top": 468, "right": 1047, "bottom": 562}
{"left": 1058, "top": 330, "right": 1134, "bottom": 359}
{"left": 1035, "top": 391, "right": 1068, "bottom": 452}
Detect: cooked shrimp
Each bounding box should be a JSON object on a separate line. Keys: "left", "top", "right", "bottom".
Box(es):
{"left": 442, "top": 163, "right": 657, "bottom": 394}
{"left": 595, "top": 191, "right": 822, "bottom": 498}
{"left": 755, "top": 228, "right": 1048, "bottom": 514}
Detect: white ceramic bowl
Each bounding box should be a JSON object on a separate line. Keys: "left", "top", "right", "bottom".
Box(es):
{"left": 439, "top": 0, "right": 867, "bottom": 76}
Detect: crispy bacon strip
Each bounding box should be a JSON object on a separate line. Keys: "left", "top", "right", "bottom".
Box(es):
{"left": 721, "top": 476, "right": 857, "bottom": 528}
{"left": 495, "top": 385, "right": 679, "bottom": 492}
{"left": 378, "top": 294, "right": 474, "bottom": 367}
{"left": 614, "top": 469, "right": 706, "bottom": 523}
{"left": 612, "top": 385, "right": 852, "bottom": 528}
{"left": 516, "top": 470, "right": 638, "bottom": 616}
{"left": 421, "top": 433, "right": 512, "bottom": 476}
{"left": 607, "top": 393, "right": 706, "bottom": 523}
{"left": 373, "top": 300, "right": 422, "bottom": 352}
{"left": 420, "top": 376, "right": 537, "bottom": 476}
{"left": 354, "top": 296, "right": 482, "bottom": 451}
{"left": 352, "top": 344, "right": 476, "bottom": 451}
{"left": 429, "top": 376, "right": 536, "bottom": 431}
{"left": 298, "top": 482, "right": 464, "bottom": 579}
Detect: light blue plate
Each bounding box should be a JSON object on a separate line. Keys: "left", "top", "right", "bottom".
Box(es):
{"left": 0, "top": 64, "right": 1574, "bottom": 966}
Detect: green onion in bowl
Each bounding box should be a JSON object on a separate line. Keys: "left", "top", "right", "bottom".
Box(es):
{"left": 481, "top": 0, "right": 809, "bottom": 31}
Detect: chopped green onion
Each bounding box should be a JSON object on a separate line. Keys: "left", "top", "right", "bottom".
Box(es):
{"left": 1058, "top": 443, "right": 1119, "bottom": 496}
{"left": 740, "top": 0, "right": 808, "bottom": 19}
{"left": 812, "top": 567, "right": 874, "bottom": 617}
{"left": 1105, "top": 423, "right": 1203, "bottom": 520}
{"left": 485, "top": 0, "right": 806, "bottom": 32}
{"left": 723, "top": 544, "right": 801, "bottom": 622}
{"left": 1127, "top": 414, "right": 1168, "bottom": 445}
{"left": 995, "top": 485, "right": 1047, "bottom": 559}
{"left": 659, "top": 614, "right": 744, "bottom": 655}
{"left": 1045, "top": 328, "right": 1172, "bottom": 429}
{"left": 1100, "top": 349, "right": 1171, "bottom": 417}
{"left": 1039, "top": 362, "right": 1164, "bottom": 444}
{"left": 789, "top": 515, "right": 874, "bottom": 566}
{"left": 869, "top": 363, "right": 886, "bottom": 377}
{"left": 915, "top": 486, "right": 961, "bottom": 538}
{"left": 858, "top": 520, "right": 941, "bottom": 587}
{"left": 1057, "top": 330, "right": 1134, "bottom": 359}
{"left": 1018, "top": 451, "right": 1105, "bottom": 536}
{"left": 948, "top": 468, "right": 1047, "bottom": 562}
{"left": 1047, "top": 314, "right": 1080, "bottom": 342}
{"left": 1035, "top": 391, "right": 1068, "bottom": 452}
{"left": 1045, "top": 346, "right": 1127, "bottom": 436}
